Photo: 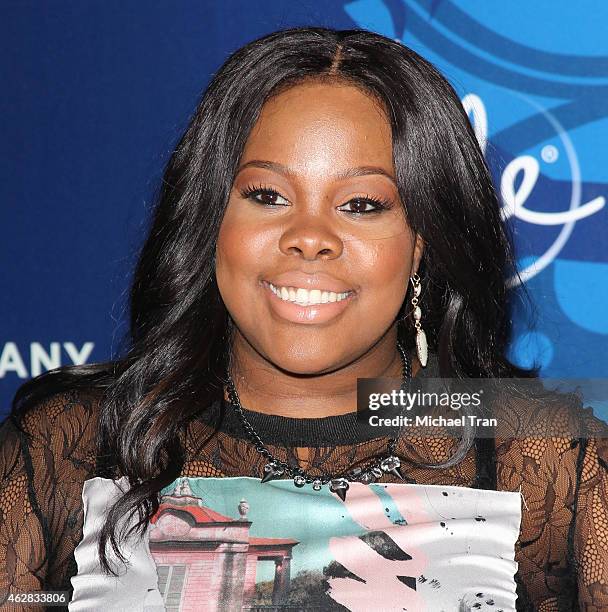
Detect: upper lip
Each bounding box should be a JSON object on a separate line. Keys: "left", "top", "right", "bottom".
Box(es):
{"left": 263, "top": 272, "right": 356, "bottom": 294}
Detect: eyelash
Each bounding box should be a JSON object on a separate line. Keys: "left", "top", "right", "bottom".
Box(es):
{"left": 238, "top": 183, "right": 392, "bottom": 215}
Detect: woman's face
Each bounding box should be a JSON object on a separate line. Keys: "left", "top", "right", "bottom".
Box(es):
{"left": 216, "top": 80, "right": 422, "bottom": 374}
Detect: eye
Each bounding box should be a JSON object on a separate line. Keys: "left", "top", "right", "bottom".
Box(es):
{"left": 338, "top": 196, "right": 392, "bottom": 216}
{"left": 239, "top": 184, "right": 290, "bottom": 207}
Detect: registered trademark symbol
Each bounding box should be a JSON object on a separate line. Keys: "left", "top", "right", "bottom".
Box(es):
{"left": 541, "top": 144, "right": 559, "bottom": 163}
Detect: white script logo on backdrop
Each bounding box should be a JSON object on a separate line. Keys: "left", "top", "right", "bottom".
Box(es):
{"left": 462, "top": 93, "right": 605, "bottom": 287}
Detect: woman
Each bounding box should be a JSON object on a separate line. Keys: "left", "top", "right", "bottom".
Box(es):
{"left": 1, "top": 26, "right": 607, "bottom": 611}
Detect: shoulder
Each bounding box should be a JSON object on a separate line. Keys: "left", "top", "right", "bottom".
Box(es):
{"left": 1, "top": 386, "right": 104, "bottom": 480}
{"left": 493, "top": 382, "right": 608, "bottom": 487}
{"left": 493, "top": 380, "right": 607, "bottom": 448}
{"left": 6, "top": 386, "right": 102, "bottom": 438}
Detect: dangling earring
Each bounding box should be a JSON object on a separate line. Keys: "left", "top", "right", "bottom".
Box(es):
{"left": 410, "top": 273, "right": 428, "bottom": 367}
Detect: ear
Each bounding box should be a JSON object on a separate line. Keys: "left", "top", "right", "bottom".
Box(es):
{"left": 412, "top": 233, "right": 425, "bottom": 276}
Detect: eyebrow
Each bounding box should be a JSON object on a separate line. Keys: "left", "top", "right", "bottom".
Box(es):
{"left": 236, "top": 159, "right": 397, "bottom": 184}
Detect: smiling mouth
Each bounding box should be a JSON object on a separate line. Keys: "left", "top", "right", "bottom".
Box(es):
{"left": 262, "top": 281, "right": 354, "bottom": 307}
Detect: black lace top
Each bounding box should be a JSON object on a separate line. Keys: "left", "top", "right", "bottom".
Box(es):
{"left": 1, "top": 353, "right": 608, "bottom": 610}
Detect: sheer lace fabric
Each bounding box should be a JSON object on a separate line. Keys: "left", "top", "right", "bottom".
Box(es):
{"left": 1, "top": 384, "right": 608, "bottom": 610}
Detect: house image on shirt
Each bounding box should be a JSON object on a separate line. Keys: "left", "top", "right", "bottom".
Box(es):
{"left": 149, "top": 478, "right": 299, "bottom": 611}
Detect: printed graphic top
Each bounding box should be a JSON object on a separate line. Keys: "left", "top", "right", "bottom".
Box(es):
{"left": 1, "top": 352, "right": 608, "bottom": 610}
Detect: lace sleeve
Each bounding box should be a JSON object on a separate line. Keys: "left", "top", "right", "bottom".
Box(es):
{"left": 493, "top": 390, "right": 608, "bottom": 610}
{"left": 574, "top": 408, "right": 608, "bottom": 609}
{"left": 0, "top": 391, "right": 100, "bottom": 609}
{"left": 0, "top": 414, "right": 48, "bottom": 605}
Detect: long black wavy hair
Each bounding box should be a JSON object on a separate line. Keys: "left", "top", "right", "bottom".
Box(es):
{"left": 11, "top": 26, "right": 534, "bottom": 572}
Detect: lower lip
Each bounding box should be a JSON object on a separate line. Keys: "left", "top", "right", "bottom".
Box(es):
{"left": 261, "top": 282, "right": 355, "bottom": 325}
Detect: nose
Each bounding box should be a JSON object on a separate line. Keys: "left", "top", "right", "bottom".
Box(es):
{"left": 278, "top": 219, "right": 343, "bottom": 261}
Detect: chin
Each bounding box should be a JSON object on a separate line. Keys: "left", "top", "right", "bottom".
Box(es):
{"left": 259, "top": 344, "right": 347, "bottom": 375}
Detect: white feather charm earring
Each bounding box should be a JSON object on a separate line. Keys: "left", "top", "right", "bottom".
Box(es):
{"left": 410, "top": 273, "right": 428, "bottom": 367}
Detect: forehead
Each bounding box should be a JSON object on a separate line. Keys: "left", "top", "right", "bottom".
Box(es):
{"left": 240, "top": 81, "right": 394, "bottom": 172}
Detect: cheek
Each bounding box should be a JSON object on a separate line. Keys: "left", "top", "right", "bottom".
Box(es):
{"left": 353, "top": 232, "right": 412, "bottom": 304}
{"left": 216, "top": 220, "right": 245, "bottom": 284}
{"left": 215, "top": 213, "right": 274, "bottom": 303}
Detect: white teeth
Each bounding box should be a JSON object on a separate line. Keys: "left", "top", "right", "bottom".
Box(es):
{"left": 309, "top": 289, "right": 322, "bottom": 303}
{"left": 268, "top": 283, "right": 350, "bottom": 306}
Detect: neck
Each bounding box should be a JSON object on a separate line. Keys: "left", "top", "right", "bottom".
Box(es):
{"left": 225, "top": 326, "right": 419, "bottom": 418}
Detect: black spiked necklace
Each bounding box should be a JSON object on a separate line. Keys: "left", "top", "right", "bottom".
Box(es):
{"left": 225, "top": 342, "right": 410, "bottom": 501}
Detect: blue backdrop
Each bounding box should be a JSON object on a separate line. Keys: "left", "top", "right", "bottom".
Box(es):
{"left": 2, "top": 0, "right": 607, "bottom": 418}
